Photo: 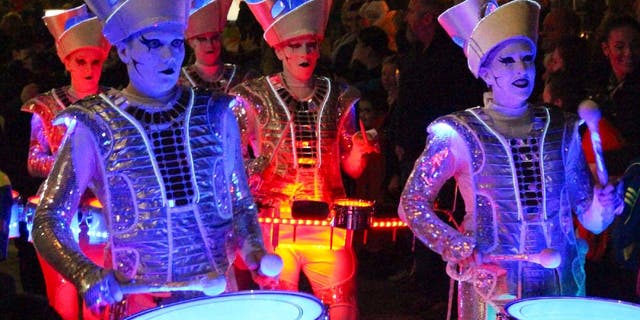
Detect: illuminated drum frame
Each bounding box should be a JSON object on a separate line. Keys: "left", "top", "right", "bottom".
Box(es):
{"left": 505, "top": 296, "right": 640, "bottom": 320}
{"left": 124, "top": 290, "right": 327, "bottom": 320}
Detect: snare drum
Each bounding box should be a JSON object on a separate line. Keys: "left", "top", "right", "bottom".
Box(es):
{"left": 505, "top": 296, "right": 640, "bottom": 320}
{"left": 9, "top": 190, "right": 23, "bottom": 238}
{"left": 332, "top": 198, "right": 374, "bottom": 230}
{"left": 125, "top": 291, "right": 327, "bottom": 320}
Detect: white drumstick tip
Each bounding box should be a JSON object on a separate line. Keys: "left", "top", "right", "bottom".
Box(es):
{"left": 260, "top": 253, "right": 283, "bottom": 277}
{"left": 533, "top": 248, "right": 561, "bottom": 269}
{"left": 578, "top": 99, "right": 601, "bottom": 129}
{"left": 201, "top": 276, "right": 227, "bottom": 296}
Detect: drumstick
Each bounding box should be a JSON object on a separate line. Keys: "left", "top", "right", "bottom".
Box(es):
{"left": 259, "top": 253, "right": 283, "bottom": 277}
{"left": 120, "top": 275, "right": 227, "bottom": 296}
{"left": 578, "top": 99, "right": 608, "bottom": 185}
{"left": 359, "top": 119, "right": 369, "bottom": 144}
{"left": 485, "top": 248, "right": 561, "bottom": 269}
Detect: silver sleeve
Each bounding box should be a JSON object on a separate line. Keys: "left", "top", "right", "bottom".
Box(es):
{"left": 27, "top": 115, "right": 55, "bottom": 178}
{"left": 398, "top": 126, "right": 475, "bottom": 263}
{"left": 31, "top": 123, "right": 104, "bottom": 295}
{"left": 223, "top": 108, "right": 266, "bottom": 263}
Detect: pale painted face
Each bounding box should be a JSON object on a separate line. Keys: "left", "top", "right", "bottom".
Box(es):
{"left": 118, "top": 25, "right": 185, "bottom": 98}
{"left": 602, "top": 25, "right": 640, "bottom": 82}
{"left": 188, "top": 31, "right": 222, "bottom": 66}
{"left": 480, "top": 39, "right": 536, "bottom": 108}
{"left": 65, "top": 48, "right": 106, "bottom": 95}
{"left": 275, "top": 35, "right": 320, "bottom": 82}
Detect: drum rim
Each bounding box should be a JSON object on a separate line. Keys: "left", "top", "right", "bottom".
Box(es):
{"left": 333, "top": 198, "right": 374, "bottom": 207}
{"left": 125, "top": 290, "right": 326, "bottom": 319}
{"left": 506, "top": 296, "right": 640, "bottom": 308}
{"left": 505, "top": 296, "right": 640, "bottom": 318}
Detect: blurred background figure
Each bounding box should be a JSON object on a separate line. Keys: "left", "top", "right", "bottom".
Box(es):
{"left": 331, "top": 0, "right": 366, "bottom": 80}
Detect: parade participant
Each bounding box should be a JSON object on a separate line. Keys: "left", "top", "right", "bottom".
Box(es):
{"left": 230, "top": 0, "right": 369, "bottom": 318}
{"left": 31, "top": 0, "right": 276, "bottom": 318}
{"left": 180, "top": 0, "right": 247, "bottom": 93}
{"left": 23, "top": 5, "right": 111, "bottom": 178}
{"left": 20, "top": 7, "right": 111, "bottom": 319}
{"left": 399, "top": 1, "right": 623, "bottom": 319}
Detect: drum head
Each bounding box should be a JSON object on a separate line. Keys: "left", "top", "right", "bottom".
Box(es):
{"left": 126, "top": 291, "right": 325, "bottom": 320}
{"left": 506, "top": 296, "right": 640, "bottom": 320}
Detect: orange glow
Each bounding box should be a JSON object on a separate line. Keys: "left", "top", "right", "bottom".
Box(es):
{"left": 28, "top": 195, "right": 39, "bottom": 205}
{"left": 297, "top": 158, "right": 317, "bottom": 166}
{"left": 370, "top": 218, "right": 407, "bottom": 228}
{"left": 11, "top": 190, "right": 19, "bottom": 199}
{"left": 258, "top": 217, "right": 407, "bottom": 229}
{"left": 333, "top": 198, "right": 374, "bottom": 207}
{"left": 88, "top": 198, "right": 102, "bottom": 209}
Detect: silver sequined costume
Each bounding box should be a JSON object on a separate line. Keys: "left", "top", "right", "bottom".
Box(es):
{"left": 230, "top": 74, "right": 360, "bottom": 307}
{"left": 179, "top": 63, "right": 239, "bottom": 93}
{"left": 32, "top": 86, "right": 265, "bottom": 299}
{"left": 399, "top": 104, "right": 596, "bottom": 320}
{"left": 21, "top": 86, "right": 107, "bottom": 178}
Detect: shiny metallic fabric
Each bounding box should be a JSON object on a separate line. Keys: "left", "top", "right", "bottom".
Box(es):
{"left": 230, "top": 74, "right": 360, "bottom": 313}
{"left": 399, "top": 105, "right": 594, "bottom": 320}
{"left": 179, "top": 64, "right": 239, "bottom": 93}
{"left": 230, "top": 74, "right": 358, "bottom": 227}
{"left": 32, "top": 86, "right": 265, "bottom": 305}
{"left": 21, "top": 86, "right": 102, "bottom": 177}
{"left": 42, "top": 5, "right": 110, "bottom": 61}
{"left": 231, "top": 74, "right": 358, "bottom": 200}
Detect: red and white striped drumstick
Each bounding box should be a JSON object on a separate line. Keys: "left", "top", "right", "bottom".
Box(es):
{"left": 359, "top": 119, "right": 369, "bottom": 144}
{"left": 578, "top": 99, "right": 608, "bottom": 185}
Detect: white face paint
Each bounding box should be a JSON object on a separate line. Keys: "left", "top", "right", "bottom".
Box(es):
{"left": 480, "top": 39, "right": 536, "bottom": 108}
{"left": 188, "top": 31, "right": 222, "bottom": 66}
{"left": 118, "top": 24, "right": 185, "bottom": 99}
{"left": 275, "top": 35, "right": 320, "bottom": 82}
{"left": 65, "top": 48, "right": 106, "bottom": 96}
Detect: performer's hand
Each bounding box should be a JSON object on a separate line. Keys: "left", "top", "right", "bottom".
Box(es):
{"left": 352, "top": 131, "right": 380, "bottom": 154}
{"left": 595, "top": 181, "right": 624, "bottom": 215}
{"left": 82, "top": 269, "right": 126, "bottom": 315}
{"left": 457, "top": 249, "right": 483, "bottom": 269}
{"left": 250, "top": 269, "right": 280, "bottom": 290}
{"left": 246, "top": 253, "right": 282, "bottom": 290}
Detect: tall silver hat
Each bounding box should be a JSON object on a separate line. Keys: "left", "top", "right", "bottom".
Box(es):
{"left": 185, "top": 0, "right": 233, "bottom": 39}
{"left": 245, "top": 0, "right": 332, "bottom": 47}
{"left": 43, "top": 4, "right": 110, "bottom": 61}
{"left": 83, "top": 0, "right": 191, "bottom": 44}
{"left": 438, "top": 0, "right": 540, "bottom": 77}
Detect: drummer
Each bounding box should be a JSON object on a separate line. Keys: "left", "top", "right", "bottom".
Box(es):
{"left": 31, "top": 0, "right": 277, "bottom": 318}
{"left": 20, "top": 6, "right": 112, "bottom": 319}
{"left": 230, "top": 0, "right": 373, "bottom": 318}
{"left": 398, "top": 0, "right": 623, "bottom": 319}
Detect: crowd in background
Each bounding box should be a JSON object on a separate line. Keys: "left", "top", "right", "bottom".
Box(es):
{"left": 2, "top": 0, "right": 640, "bottom": 317}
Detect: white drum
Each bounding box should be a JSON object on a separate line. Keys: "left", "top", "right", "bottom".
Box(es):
{"left": 125, "top": 290, "right": 328, "bottom": 320}
{"left": 505, "top": 296, "right": 640, "bottom": 320}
